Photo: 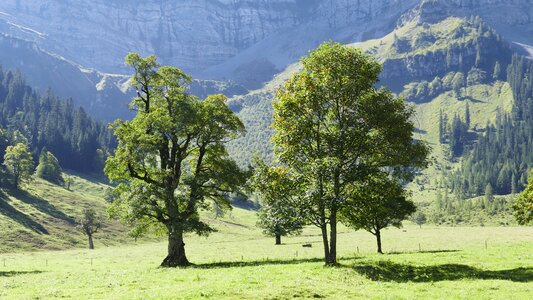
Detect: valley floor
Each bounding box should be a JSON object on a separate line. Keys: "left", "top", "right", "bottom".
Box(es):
{"left": 0, "top": 224, "right": 531, "bottom": 299}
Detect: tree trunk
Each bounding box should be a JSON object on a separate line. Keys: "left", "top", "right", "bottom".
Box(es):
{"left": 275, "top": 233, "right": 281, "bottom": 245}
{"left": 328, "top": 210, "right": 337, "bottom": 266}
{"left": 88, "top": 234, "right": 94, "bottom": 250}
{"left": 161, "top": 224, "right": 189, "bottom": 267}
{"left": 320, "top": 223, "right": 330, "bottom": 265}
{"left": 376, "top": 228, "right": 383, "bottom": 254}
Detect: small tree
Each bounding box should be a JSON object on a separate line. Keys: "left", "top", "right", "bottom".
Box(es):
{"left": 341, "top": 174, "right": 415, "bottom": 254}
{"left": 64, "top": 176, "right": 74, "bottom": 190}
{"left": 3, "top": 143, "right": 34, "bottom": 187}
{"left": 79, "top": 208, "right": 102, "bottom": 250}
{"left": 252, "top": 161, "right": 303, "bottom": 245}
{"left": 413, "top": 211, "right": 427, "bottom": 228}
{"left": 35, "top": 148, "right": 64, "bottom": 185}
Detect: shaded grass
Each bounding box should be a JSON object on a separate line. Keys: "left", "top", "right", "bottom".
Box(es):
{"left": 351, "top": 261, "right": 532, "bottom": 283}
{"left": 0, "top": 270, "right": 44, "bottom": 277}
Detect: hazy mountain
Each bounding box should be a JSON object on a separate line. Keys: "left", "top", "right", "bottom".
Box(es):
{"left": 0, "top": 0, "right": 531, "bottom": 120}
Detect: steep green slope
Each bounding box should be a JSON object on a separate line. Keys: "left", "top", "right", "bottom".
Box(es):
{"left": 0, "top": 172, "right": 263, "bottom": 252}
{"left": 229, "top": 17, "right": 511, "bottom": 165}
{"left": 0, "top": 174, "right": 130, "bottom": 252}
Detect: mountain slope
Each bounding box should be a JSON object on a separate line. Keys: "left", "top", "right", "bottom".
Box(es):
{"left": 0, "top": 174, "right": 129, "bottom": 252}
{"left": 0, "top": 0, "right": 532, "bottom": 91}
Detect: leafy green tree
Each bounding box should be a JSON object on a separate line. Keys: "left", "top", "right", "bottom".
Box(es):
{"left": 78, "top": 208, "right": 102, "bottom": 250}
{"left": 35, "top": 148, "right": 64, "bottom": 184}
{"left": 105, "top": 53, "right": 246, "bottom": 267}
{"left": 3, "top": 143, "right": 34, "bottom": 187}
{"left": 251, "top": 161, "right": 303, "bottom": 245}
{"left": 513, "top": 173, "right": 533, "bottom": 225}
{"left": 413, "top": 211, "right": 427, "bottom": 228}
{"left": 273, "top": 42, "right": 429, "bottom": 265}
{"left": 341, "top": 174, "right": 415, "bottom": 254}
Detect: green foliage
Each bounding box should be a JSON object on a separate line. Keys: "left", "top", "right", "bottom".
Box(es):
{"left": 452, "top": 55, "right": 533, "bottom": 196}
{"left": 513, "top": 173, "right": 533, "bottom": 225}
{"left": 105, "top": 53, "right": 247, "bottom": 267}
{"left": 78, "top": 207, "right": 102, "bottom": 249}
{"left": 251, "top": 160, "right": 303, "bottom": 243}
{"left": 272, "top": 42, "right": 429, "bottom": 264}
{"left": 103, "top": 187, "right": 118, "bottom": 203}
{"left": 3, "top": 143, "right": 34, "bottom": 187}
{"left": 0, "top": 68, "right": 114, "bottom": 173}
{"left": 412, "top": 211, "right": 427, "bottom": 228}
{"left": 35, "top": 148, "right": 64, "bottom": 185}
{"left": 341, "top": 173, "right": 416, "bottom": 252}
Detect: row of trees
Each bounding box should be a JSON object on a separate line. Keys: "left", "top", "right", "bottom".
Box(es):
{"left": 250, "top": 43, "right": 429, "bottom": 263}
{"left": 105, "top": 45, "right": 429, "bottom": 267}
{"left": 438, "top": 104, "right": 471, "bottom": 158}
{"left": 1, "top": 134, "right": 64, "bottom": 189}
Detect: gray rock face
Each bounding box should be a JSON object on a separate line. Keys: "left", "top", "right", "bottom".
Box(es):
{"left": 0, "top": 0, "right": 303, "bottom": 74}
{"left": 0, "top": 1, "right": 418, "bottom": 76}
{"left": 0, "top": 0, "right": 531, "bottom": 119}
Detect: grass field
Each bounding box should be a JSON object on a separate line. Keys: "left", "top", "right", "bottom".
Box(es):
{"left": 1, "top": 202, "right": 532, "bottom": 299}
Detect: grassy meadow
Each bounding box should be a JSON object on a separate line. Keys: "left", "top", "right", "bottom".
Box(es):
{"left": 1, "top": 202, "right": 531, "bottom": 299}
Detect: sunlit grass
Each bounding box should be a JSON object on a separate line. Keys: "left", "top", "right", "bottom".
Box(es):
{"left": 1, "top": 223, "right": 531, "bottom": 299}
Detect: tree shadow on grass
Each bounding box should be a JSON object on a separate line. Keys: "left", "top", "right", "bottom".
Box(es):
{"left": 194, "top": 257, "right": 331, "bottom": 269}
{"left": 387, "top": 250, "right": 461, "bottom": 255}
{"left": 350, "top": 261, "right": 532, "bottom": 283}
{"left": 0, "top": 191, "right": 48, "bottom": 234}
{"left": 0, "top": 270, "right": 44, "bottom": 277}
{"left": 8, "top": 189, "right": 75, "bottom": 225}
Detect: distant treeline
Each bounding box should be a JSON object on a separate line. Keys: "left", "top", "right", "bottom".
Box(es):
{"left": 0, "top": 67, "right": 115, "bottom": 173}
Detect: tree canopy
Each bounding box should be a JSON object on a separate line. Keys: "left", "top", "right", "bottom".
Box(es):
{"left": 251, "top": 160, "right": 303, "bottom": 245}
{"left": 272, "top": 42, "right": 429, "bottom": 265}
{"left": 35, "top": 148, "right": 64, "bottom": 185}
{"left": 105, "top": 53, "right": 247, "bottom": 267}
{"left": 513, "top": 172, "right": 533, "bottom": 225}
{"left": 341, "top": 173, "right": 416, "bottom": 253}
{"left": 3, "top": 143, "right": 34, "bottom": 187}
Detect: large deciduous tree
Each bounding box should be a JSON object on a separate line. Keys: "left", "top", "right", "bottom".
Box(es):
{"left": 3, "top": 143, "right": 34, "bottom": 187}
{"left": 105, "top": 53, "right": 246, "bottom": 267}
{"left": 273, "top": 42, "right": 429, "bottom": 265}
{"left": 341, "top": 173, "right": 415, "bottom": 254}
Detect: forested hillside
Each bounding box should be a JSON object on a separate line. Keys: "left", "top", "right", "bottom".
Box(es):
{"left": 0, "top": 67, "right": 114, "bottom": 173}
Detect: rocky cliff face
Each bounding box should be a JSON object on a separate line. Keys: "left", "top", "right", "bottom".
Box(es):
{"left": 0, "top": 0, "right": 304, "bottom": 74}
{"left": 0, "top": 0, "right": 531, "bottom": 119}
{"left": 0, "top": 1, "right": 418, "bottom": 76}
